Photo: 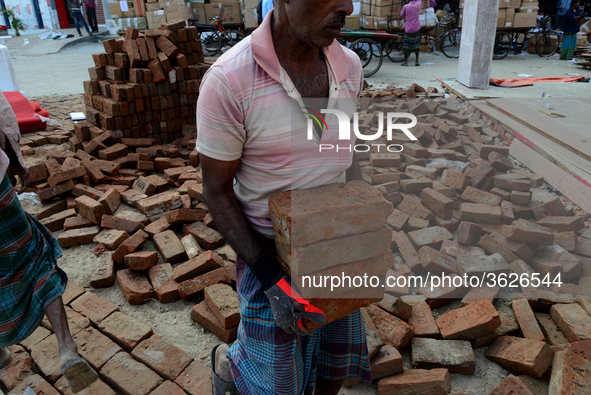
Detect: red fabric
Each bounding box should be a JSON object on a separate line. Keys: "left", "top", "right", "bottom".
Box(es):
{"left": 490, "top": 76, "right": 589, "bottom": 88}
{"left": 2, "top": 91, "right": 49, "bottom": 133}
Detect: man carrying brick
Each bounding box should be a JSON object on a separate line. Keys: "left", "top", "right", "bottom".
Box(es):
{"left": 196, "top": 1, "right": 369, "bottom": 394}
{"left": 0, "top": 91, "right": 98, "bottom": 393}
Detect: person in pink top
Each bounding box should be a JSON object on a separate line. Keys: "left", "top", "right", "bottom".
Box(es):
{"left": 400, "top": 0, "right": 422, "bottom": 66}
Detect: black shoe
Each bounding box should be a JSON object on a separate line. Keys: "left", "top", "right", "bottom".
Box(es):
{"left": 211, "top": 344, "right": 239, "bottom": 395}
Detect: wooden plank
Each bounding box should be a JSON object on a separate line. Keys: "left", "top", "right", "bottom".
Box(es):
{"left": 510, "top": 139, "right": 591, "bottom": 213}
{"left": 441, "top": 80, "right": 468, "bottom": 100}
{"left": 470, "top": 100, "right": 591, "bottom": 180}
{"left": 487, "top": 98, "right": 591, "bottom": 162}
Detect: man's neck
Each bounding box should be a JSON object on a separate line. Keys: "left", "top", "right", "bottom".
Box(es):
{"left": 271, "top": 13, "right": 323, "bottom": 73}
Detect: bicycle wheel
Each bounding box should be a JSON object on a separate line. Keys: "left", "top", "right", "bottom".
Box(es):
{"left": 350, "top": 38, "right": 383, "bottom": 78}
{"left": 217, "top": 30, "right": 245, "bottom": 55}
{"left": 386, "top": 37, "right": 405, "bottom": 63}
{"left": 535, "top": 31, "right": 560, "bottom": 57}
{"left": 493, "top": 31, "right": 511, "bottom": 60}
{"left": 440, "top": 29, "right": 462, "bottom": 58}
{"left": 201, "top": 32, "right": 220, "bottom": 57}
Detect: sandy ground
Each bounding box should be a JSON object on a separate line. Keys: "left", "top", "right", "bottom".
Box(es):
{"left": 9, "top": 35, "right": 577, "bottom": 394}
{"left": 3, "top": 30, "right": 589, "bottom": 97}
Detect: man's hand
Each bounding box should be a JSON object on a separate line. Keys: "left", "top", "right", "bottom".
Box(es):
{"left": 8, "top": 165, "right": 29, "bottom": 194}
{"left": 251, "top": 254, "right": 326, "bottom": 335}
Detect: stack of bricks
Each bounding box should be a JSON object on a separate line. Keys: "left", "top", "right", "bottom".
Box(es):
{"left": 82, "top": 20, "right": 207, "bottom": 144}
{"left": 0, "top": 280, "right": 211, "bottom": 395}
{"left": 191, "top": 283, "right": 241, "bottom": 343}
{"left": 268, "top": 181, "right": 394, "bottom": 331}
{"left": 18, "top": 130, "right": 72, "bottom": 156}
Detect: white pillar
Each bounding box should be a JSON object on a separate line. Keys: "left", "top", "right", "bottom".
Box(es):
{"left": 457, "top": 0, "right": 499, "bottom": 89}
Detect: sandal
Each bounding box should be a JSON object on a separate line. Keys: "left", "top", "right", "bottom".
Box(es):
{"left": 211, "top": 344, "right": 239, "bottom": 395}
{"left": 61, "top": 357, "right": 98, "bottom": 393}
{"left": 0, "top": 347, "right": 12, "bottom": 369}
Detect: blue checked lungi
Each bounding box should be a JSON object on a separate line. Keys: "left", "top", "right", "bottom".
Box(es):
{"left": 0, "top": 174, "right": 67, "bottom": 346}
{"left": 228, "top": 255, "right": 371, "bottom": 395}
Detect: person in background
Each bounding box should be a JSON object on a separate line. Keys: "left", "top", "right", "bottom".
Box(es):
{"left": 555, "top": 0, "right": 572, "bottom": 30}
{"left": 561, "top": 0, "right": 583, "bottom": 59}
{"left": 68, "top": 0, "right": 92, "bottom": 37}
{"left": 401, "top": 0, "right": 421, "bottom": 66}
{"left": 0, "top": 90, "right": 98, "bottom": 393}
{"left": 261, "top": 0, "right": 274, "bottom": 21}
{"left": 85, "top": 0, "right": 98, "bottom": 34}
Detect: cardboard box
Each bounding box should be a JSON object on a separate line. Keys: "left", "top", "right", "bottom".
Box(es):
{"left": 504, "top": 8, "right": 515, "bottom": 27}
{"left": 362, "top": 15, "right": 375, "bottom": 29}
{"left": 519, "top": 6, "right": 538, "bottom": 12}
{"left": 498, "top": 0, "right": 510, "bottom": 8}
{"left": 243, "top": 0, "right": 258, "bottom": 9}
{"left": 205, "top": 2, "right": 242, "bottom": 24}
{"left": 159, "top": 0, "right": 184, "bottom": 9}
{"left": 374, "top": 16, "right": 388, "bottom": 29}
{"left": 497, "top": 8, "right": 506, "bottom": 28}
{"left": 362, "top": 0, "right": 402, "bottom": 17}
{"left": 243, "top": 7, "right": 258, "bottom": 28}
{"left": 146, "top": 2, "right": 160, "bottom": 11}
{"left": 512, "top": 11, "right": 536, "bottom": 27}
{"left": 113, "top": 16, "right": 148, "bottom": 30}
{"left": 109, "top": 0, "right": 147, "bottom": 18}
{"left": 577, "top": 33, "right": 587, "bottom": 46}
{"left": 147, "top": 9, "right": 167, "bottom": 28}
{"left": 190, "top": 3, "right": 206, "bottom": 22}
{"left": 345, "top": 14, "right": 360, "bottom": 30}
{"left": 509, "top": 0, "right": 521, "bottom": 7}
{"left": 165, "top": 4, "right": 190, "bottom": 21}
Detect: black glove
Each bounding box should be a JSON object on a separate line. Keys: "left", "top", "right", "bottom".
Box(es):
{"left": 250, "top": 254, "right": 326, "bottom": 335}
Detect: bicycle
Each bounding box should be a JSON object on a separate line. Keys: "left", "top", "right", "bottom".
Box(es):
{"left": 188, "top": 13, "right": 244, "bottom": 57}
{"left": 493, "top": 15, "right": 560, "bottom": 59}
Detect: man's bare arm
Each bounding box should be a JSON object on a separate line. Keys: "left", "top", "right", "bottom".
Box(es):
{"left": 200, "top": 154, "right": 263, "bottom": 265}
{"left": 346, "top": 154, "right": 363, "bottom": 182}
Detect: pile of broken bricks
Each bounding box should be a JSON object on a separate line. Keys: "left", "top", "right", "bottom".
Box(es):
{"left": 0, "top": 281, "right": 213, "bottom": 395}
{"left": 16, "top": 79, "right": 591, "bottom": 395}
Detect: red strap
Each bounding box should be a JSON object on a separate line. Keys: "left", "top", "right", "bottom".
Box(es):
{"left": 277, "top": 278, "right": 326, "bottom": 316}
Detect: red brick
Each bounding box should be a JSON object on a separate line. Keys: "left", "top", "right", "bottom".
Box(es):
{"left": 511, "top": 190, "right": 531, "bottom": 205}
{"left": 70, "top": 292, "right": 119, "bottom": 325}
{"left": 75, "top": 195, "right": 105, "bottom": 224}
{"left": 465, "top": 162, "right": 495, "bottom": 188}
{"left": 550, "top": 303, "right": 591, "bottom": 342}
{"left": 370, "top": 153, "right": 401, "bottom": 167}
{"left": 90, "top": 253, "right": 116, "bottom": 288}
{"left": 485, "top": 336, "right": 554, "bottom": 378}
{"left": 97, "top": 189, "right": 120, "bottom": 215}
{"left": 442, "top": 169, "right": 471, "bottom": 191}
{"left": 72, "top": 183, "right": 105, "bottom": 200}
{"left": 150, "top": 380, "right": 186, "bottom": 395}
{"left": 73, "top": 327, "right": 121, "bottom": 371}
{"left": 136, "top": 191, "right": 183, "bottom": 216}
{"left": 549, "top": 349, "right": 591, "bottom": 395}
{"left": 28, "top": 199, "right": 66, "bottom": 221}
{"left": 10, "top": 374, "right": 60, "bottom": 395}
{"left": 37, "top": 179, "right": 75, "bottom": 202}
{"left": 400, "top": 178, "right": 433, "bottom": 193}
{"left": 420, "top": 188, "right": 453, "bottom": 219}
{"left": 418, "top": 246, "right": 457, "bottom": 274}
{"left": 460, "top": 285, "right": 500, "bottom": 307}
{"left": 100, "top": 352, "right": 163, "bottom": 395}
{"left": 512, "top": 298, "right": 545, "bottom": 342}
{"left": 57, "top": 226, "right": 101, "bottom": 248}
{"left": 490, "top": 375, "right": 534, "bottom": 395}
{"left": 153, "top": 230, "right": 186, "bottom": 264}
{"left": 461, "top": 186, "right": 501, "bottom": 206}
{"left": 117, "top": 269, "right": 155, "bottom": 305}
{"left": 163, "top": 165, "right": 196, "bottom": 181}
{"left": 174, "top": 360, "right": 212, "bottom": 395}
{"left": 29, "top": 335, "right": 62, "bottom": 383}
{"left": 132, "top": 176, "right": 157, "bottom": 196}
{"left": 391, "top": 231, "right": 422, "bottom": 273}
{"left": 54, "top": 375, "right": 116, "bottom": 395}
{"left": 411, "top": 337, "right": 475, "bottom": 374}
{"left": 457, "top": 222, "right": 481, "bottom": 245}
{"left": 187, "top": 183, "right": 204, "bottom": 201}
{"left": 190, "top": 301, "right": 238, "bottom": 343}
{"left": 471, "top": 312, "right": 519, "bottom": 348}
{"left": 131, "top": 335, "right": 193, "bottom": 381}
{"left": 172, "top": 250, "right": 223, "bottom": 282}
{"left": 490, "top": 232, "right": 533, "bottom": 261}
{"left": 370, "top": 345, "right": 403, "bottom": 381}
{"left": 377, "top": 368, "right": 451, "bottom": 395}
{"left": 502, "top": 225, "right": 554, "bottom": 245}
{"left": 144, "top": 216, "right": 171, "bottom": 237}
{"left": 112, "top": 229, "right": 149, "bottom": 264}
{"left": 125, "top": 251, "right": 158, "bottom": 271}
{"left": 436, "top": 300, "right": 501, "bottom": 340}
{"left": 0, "top": 345, "right": 35, "bottom": 390}
{"left": 408, "top": 226, "right": 453, "bottom": 250}
{"left": 166, "top": 208, "right": 206, "bottom": 224}
{"left": 494, "top": 174, "right": 531, "bottom": 191}
{"left": 47, "top": 166, "right": 86, "bottom": 187}
{"left": 535, "top": 312, "right": 569, "bottom": 346}
{"left": 460, "top": 203, "right": 502, "bottom": 224}
{"left": 376, "top": 294, "right": 413, "bottom": 320}
{"left": 97, "top": 311, "right": 153, "bottom": 352}
{"left": 402, "top": 296, "right": 440, "bottom": 338}
{"left": 204, "top": 283, "right": 240, "bottom": 329}
{"left": 101, "top": 215, "right": 143, "bottom": 234}
{"left": 532, "top": 197, "right": 566, "bottom": 220}
{"left": 366, "top": 304, "right": 414, "bottom": 349}
{"left": 93, "top": 229, "right": 129, "bottom": 250}
{"left": 120, "top": 189, "right": 148, "bottom": 206}
{"left": 386, "top": 209, "right": 409, "bottom": 232}
{"left": 179, "top": 267, "right": 231, "bottom": 299}
{"left": 477, "top": 234, "right": 520, "bottom": 264}
{"left": 148, "top": 263, "right": 180, "bottom": 303}
{"left": 63, "top": 216, "right": 93, "bottom": 231}
{"left": 183, "top": 222, "right": 225, "bottom": 250}
{"left": 537, "top": 216, "right": 584, "bottom": 233}
{"left": 40, "top": 208, "right": 77, "bottom": 232}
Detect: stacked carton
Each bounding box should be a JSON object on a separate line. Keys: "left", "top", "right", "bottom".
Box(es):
{"left": 83, "top": 22, "right": 206, "bottom": 142}
{"left": 242, "top": 0, "right": 258, "bottom": 29}
{"left": 204, "top": 0, "right": 243, "bottom": 24}
{"left": 360, "top": 0, "right": 403, "bottom": 30}
{"left": 496, "top": 0, "right": 537, "bottom": 29}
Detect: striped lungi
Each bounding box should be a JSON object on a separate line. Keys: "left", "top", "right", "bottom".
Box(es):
{"left": 403, "top": 31, "right": 421, "bottom": 53}
{"left": 227, "top": 255, "right": 371, "bottom": 395}
{"left": 560, "top": 33, "right": 577, "bottom": 60}
{"left": 0, "top": 175, "right": 67, "bottom": 346}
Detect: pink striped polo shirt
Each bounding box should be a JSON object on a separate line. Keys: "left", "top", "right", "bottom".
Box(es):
{"left": 196, "top": 10, "right": 364, "bottom": 237}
